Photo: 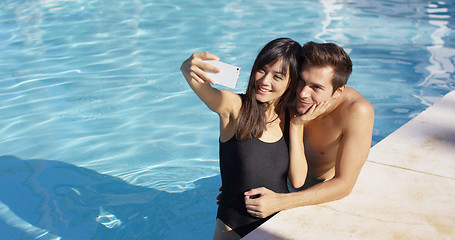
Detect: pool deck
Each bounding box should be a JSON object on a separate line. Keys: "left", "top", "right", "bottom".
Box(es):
{"left": 244, "top": 90, "right": 455, "bottom": 240}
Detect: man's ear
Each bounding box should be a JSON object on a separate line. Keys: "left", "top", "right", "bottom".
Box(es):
{"left": 333, "top": 85, "right": 346, "bottom": 98}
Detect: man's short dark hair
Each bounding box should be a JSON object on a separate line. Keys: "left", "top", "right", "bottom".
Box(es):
{"left": 301, "top": 42, "right": 352, "bottom": 93}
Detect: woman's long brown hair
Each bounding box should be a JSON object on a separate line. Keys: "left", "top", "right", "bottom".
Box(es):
{"left": 236, "top": 38, "right": 302, "bottom": 141}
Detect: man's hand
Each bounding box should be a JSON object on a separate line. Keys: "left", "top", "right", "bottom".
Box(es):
{"left": 244, "top": 187, "right": 283, "bottom": 218}
{"left": 291, "top": 101, "right": 330, "bottom": 125}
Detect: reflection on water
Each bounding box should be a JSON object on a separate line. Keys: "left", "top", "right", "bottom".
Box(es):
{"left": 420, "top": 1, "right": 455, "bottom": 104}
{"left": 0, "top": 200, "right": 61, "bottom": 240}
{"left": 96, "top": 206, "right": 122, "bottom": 229}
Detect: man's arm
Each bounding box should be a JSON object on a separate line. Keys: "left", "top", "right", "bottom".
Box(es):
{"left": 245, "top": 100, "right": 374, "bottom": 218}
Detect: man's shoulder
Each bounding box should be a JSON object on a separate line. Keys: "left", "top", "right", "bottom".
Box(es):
{"left": 344, "top": 87, "right": 372, "bottom": 109}
{"left": 339, "top": 87, "right": 374, "bottom": 123}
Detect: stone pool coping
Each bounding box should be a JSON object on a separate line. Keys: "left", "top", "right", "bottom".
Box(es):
{"left": 244, "top": 90, "right": 455, "bottom": 240}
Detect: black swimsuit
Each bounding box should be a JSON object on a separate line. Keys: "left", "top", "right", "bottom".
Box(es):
{"left": 217, "top": 110, "right": 290, "bottom": 237}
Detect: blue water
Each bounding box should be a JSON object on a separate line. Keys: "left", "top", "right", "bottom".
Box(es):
{"left": 0, "top": 0, "right": 454, "bottom": 239}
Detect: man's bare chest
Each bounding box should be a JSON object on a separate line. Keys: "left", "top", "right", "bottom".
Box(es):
{"left": 303, "top": 120, "right": 343, "bottom": 176}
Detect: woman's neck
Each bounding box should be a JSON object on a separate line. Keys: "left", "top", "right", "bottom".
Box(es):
{"left": 265, "top": 102, "right": 281, "bottom": 124}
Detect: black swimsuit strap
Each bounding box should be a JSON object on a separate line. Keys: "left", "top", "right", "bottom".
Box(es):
{"left": 284, "top": 107, "right": 290, "bottom": 146}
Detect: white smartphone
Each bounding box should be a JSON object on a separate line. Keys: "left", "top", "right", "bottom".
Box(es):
{"left": 202, "top": 60, "right": 241, "bottom": 89}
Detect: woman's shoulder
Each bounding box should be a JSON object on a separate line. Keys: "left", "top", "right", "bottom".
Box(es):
{"left": 220, "top": 89, "right": 243, "bottom": 109}
{"left": 219, "top": 89, "right": 242, "bottom": 98}
{"left": 213, "top": 89, "right": 242, "bottom": 121}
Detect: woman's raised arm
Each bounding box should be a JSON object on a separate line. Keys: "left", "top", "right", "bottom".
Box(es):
{"left": 180, "top": 51, "right": 240, "bottom": 116}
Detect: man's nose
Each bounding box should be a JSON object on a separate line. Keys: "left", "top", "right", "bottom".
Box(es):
{"left": 298, "top": 85, "right": 310, "bottom": 98}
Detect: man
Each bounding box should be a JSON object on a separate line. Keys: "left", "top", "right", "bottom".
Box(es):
{"left": 243, "top": 41, "right": 375, "bottom": 218}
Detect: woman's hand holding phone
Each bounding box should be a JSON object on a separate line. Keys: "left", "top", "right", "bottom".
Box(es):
{"left": 181, "top": 52, "right": 241, "bottom": 89}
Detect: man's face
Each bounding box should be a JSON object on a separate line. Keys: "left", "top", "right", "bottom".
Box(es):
{"left": 296, "top": 66, "right": 336, "bottom": 114}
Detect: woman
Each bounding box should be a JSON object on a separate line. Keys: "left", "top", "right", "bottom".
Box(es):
{"left": 180, "top": 38, "right": 307, "bottom": 239}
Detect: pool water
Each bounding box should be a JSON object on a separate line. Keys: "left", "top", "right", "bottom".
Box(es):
{"left": 1, "top": 0, "right": 454, "bottom": 239}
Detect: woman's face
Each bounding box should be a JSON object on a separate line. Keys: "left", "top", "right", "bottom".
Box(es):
{"left": 254, "top": 58, "right": 291, "bottom": 105}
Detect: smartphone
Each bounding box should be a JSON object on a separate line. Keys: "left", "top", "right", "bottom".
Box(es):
{"left": 203, "top": 60, "right": 241, "bottom": 89}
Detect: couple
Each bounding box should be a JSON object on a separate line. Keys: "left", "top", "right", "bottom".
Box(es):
{"left": 180, "top": 38, "right": 374, "bottom": 239}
